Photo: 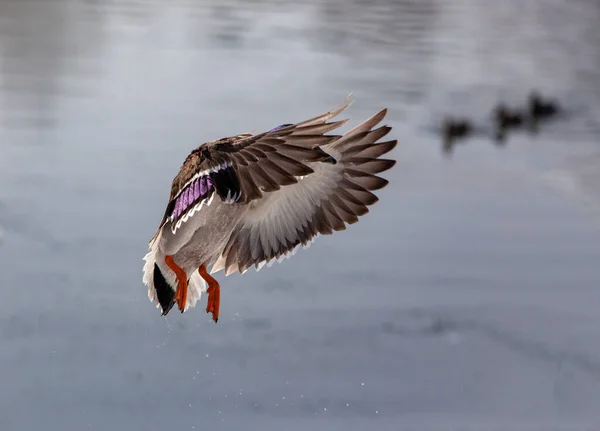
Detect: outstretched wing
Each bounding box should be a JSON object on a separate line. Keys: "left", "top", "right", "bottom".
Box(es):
{"left": 211, "top": 106, "right": 397, "bottom": 275}
{"left": 203, "top": 98, "right": 354, "bottom": 204}
{"left": 150, "top": 96, "right": 355, "bottom": 243}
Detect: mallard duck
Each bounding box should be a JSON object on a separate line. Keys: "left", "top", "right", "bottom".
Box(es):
{"left": 142, "top": 97, "right": 397, "bottom": 322}
{"left": 442, "top": 118, "right": 472, "bottom": 140}
{"left": 442, "top": 117, "right": 472, "bottom": 142}
{"left": 528, "top": 91, "right": 559, "bottom": 119}
{"left": 494, "top": 103, "right": 524, "bottom": 129}
{"left": 441, "top": 117, "right": 472, "bottom": 155}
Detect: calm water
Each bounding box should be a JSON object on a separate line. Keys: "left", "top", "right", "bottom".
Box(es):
{"left": 1, "top": 0, "right": 600, "bottom": 430}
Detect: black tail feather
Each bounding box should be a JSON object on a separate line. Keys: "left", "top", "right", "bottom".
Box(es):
{"left": 153, "top": 263, "right": 175, "bottom": 316}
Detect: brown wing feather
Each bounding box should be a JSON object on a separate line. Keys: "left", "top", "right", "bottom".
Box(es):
{"left": 149, "top": 98, "right": 355, "bottom": 244}
{"left": 196, "top": 99, "right": 355, "bottom": 204}
{"left": 211, "top": 105, "right": 397, "bottom": 275}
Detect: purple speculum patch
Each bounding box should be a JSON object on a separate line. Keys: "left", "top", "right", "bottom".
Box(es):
{"left": 171, "top": 175, "right": 213, "bottom": 221}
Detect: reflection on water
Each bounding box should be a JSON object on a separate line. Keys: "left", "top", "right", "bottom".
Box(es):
{"left": 1, "top": 0, "right": 600, "bottom": 429}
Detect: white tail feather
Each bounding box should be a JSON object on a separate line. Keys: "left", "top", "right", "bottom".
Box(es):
{"left": 186, "top": 270, "right": 208, "bottom": 311}
{"left": 143, "top": 244, "right": 207, "bottom": 313}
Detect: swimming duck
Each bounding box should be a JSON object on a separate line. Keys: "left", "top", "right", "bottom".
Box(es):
{"left": 442, "top": 118, "right": 472, "bottom": 140}
{"left": 492, "top": 104, "right": 525, "bottom": 143}
{"left": 528, "top": 91, "right": 559, "bottom": 119}
{"left": 142, "top": 97, "right": 397, "bottom": 322}
{"left": 441, "top": 117, "right": 472, "bottom": 154}
{"left": 494, "top": 103, "right": 524, "bottom": 129}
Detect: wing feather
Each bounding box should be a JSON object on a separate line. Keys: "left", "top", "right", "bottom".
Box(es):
{"left": 211, "top": 104, "right": 397, "bottom": 275}
{"left": 150, "top": 97, "right": 355, "bottom": 244}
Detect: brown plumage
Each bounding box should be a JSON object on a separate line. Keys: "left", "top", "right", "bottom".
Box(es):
{"left": 143, "top": 96, "right": 397, "bottom": 322}
{"left": 213, "top": 103, "right": 396, "bottom": 275}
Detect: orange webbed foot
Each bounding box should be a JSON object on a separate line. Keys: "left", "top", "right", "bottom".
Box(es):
{"left": 164, "top": 255, "right": 188, "bottom": 313}
{"left": 199, "top": 264, "right": 220, "bottom": 323}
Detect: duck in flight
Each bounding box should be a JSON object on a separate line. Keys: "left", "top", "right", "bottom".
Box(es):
{"left": 142, "top": 96, "right": 397, "bottom": 322}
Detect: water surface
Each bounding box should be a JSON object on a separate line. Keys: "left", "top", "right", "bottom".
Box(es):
{"left": 1, "top": 0, "right": 600, "bottom": 430}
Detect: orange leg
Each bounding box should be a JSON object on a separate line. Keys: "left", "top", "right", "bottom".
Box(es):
{"left": 164, "top": 255, "right": 188, "bottom": 313}
{"left": 199, "top": 264, "right": 220, "bottom": 323}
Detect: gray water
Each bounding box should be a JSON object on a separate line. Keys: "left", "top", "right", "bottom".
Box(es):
{"left": 1, "top": 0, "right": 600, "bottom": 430}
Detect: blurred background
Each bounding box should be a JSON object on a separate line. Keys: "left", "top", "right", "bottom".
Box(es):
{"left": 1, "top": 0, "right": 600, "bottom": 429}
